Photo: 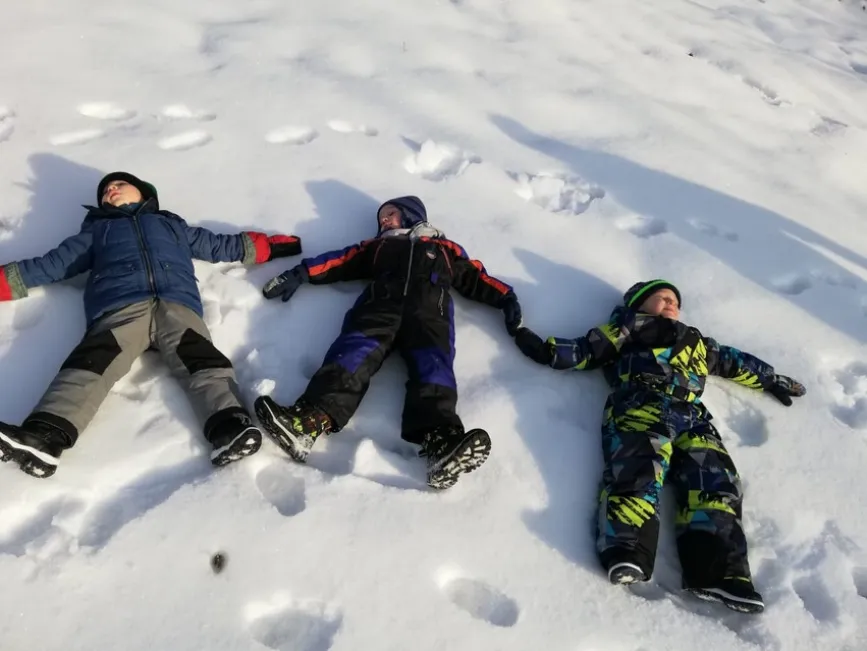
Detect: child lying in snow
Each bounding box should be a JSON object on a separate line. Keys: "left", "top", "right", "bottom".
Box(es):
{"left": 256, "top": 196, "right": 523, "bottom": 490}
{"left": 515, "top": 279, "right": 805, "bottom": 614}
{"left": 0, "top": 172, "right": 301, "bottom": 477}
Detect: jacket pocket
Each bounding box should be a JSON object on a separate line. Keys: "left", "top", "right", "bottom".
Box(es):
{"left": 92, "top": 263, "right": 136, "bottom": 281}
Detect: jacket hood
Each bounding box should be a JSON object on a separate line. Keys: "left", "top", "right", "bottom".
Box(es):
{"left": 377, "top": 196, "right": 427, "bottom": 233}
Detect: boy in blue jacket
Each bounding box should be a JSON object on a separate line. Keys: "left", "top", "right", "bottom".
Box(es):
{"left": 0, "top": 172, "right": 301, "bottom": 478}
{"left": 515, "top": 279, "right": 805, "bottom": 614}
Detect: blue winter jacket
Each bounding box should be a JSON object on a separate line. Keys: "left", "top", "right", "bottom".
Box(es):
{"left": 2, "top": 199, "right": 263, "bottom": 327}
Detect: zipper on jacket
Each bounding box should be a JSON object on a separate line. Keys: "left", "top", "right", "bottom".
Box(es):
{"left": 402, "top": 236, "right": 416, "bottom": 297}
{"left": 132, "top": 210, "right": 157, "bottom": 295}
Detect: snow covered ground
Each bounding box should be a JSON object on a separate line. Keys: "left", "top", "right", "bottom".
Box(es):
{"left": 1, "top": 0, "right": 867, "bottom": 649}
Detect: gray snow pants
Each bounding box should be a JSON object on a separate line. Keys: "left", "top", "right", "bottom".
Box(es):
{"left": 27, "top": 300, "right": 246, "bottom": 446}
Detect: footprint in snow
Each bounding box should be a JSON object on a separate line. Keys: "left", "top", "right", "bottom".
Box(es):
{"left": 830, "top": 361, "right": 867, "bottom": 429}
{"left": 687, "top": 52, "right": 790, "bottom": 107}
{"left": 771, "top": 269, "right": 857, "bottom": 297}
{"left": 439, "top": 574, "right": 520, "bottom": 627}
{"left": 327, "top": 120, "right": 378, "bottom": 136}
{"left": 771, "top": 273, "right": 812, "bottom": 296}
{"left": 0, "top": 496, "right": 83, "bottom": 557}
{"left": 265, "top": 126, "right": 319, "bottom": 145}
{"left": 687, "top": 218, "right": 738, "bottom": 242}
{"left": 158, "top": 130, "right": 212, "bottom": 151}
{"left": 615, "top": 214, "right": 667, "bottom": 239}
{"left": 792, "top": 575, "right": 840, "bottom": 622}
{"left": 159, "top": 104, "right": 217, "bottom": 122}
{"left": 77, "top": 102, "right": 136, "bottom": 121}
{"left": 247, "top": 598, "right": 342, "bottom": 651}
{"left": 811, "top": 116, "right": 848, "bottom": 136}
{"left": 739, "top": 76, "right": 787, "bottom": 107}
{"left": 511, "top": 170, "right": 604, "bottom": 215}
{"left": 50, "top": 129, "right": 106, "bottom": 146}
{"left": 403, "top": 138, "right": 481, "bottom": 182}
{"left": 255, "top": 463, "right": 306, "bottom": 517}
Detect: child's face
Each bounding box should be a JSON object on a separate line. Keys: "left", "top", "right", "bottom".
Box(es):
{"left": 101, "top": 179, "right": 143, "bottom": 207}
{"left": 638, "top": 288, "right": 680, "bottom": 320}
{"left": 378, "top": 204, "right": 402, "bottom": 231}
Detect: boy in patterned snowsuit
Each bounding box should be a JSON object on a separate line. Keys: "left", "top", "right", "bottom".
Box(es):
{"left": 0, "top": 172, "right": 302, "bottom": 478}
{"left": 515, "top": 279, "right": 805, "bottom": 614}
{"left": 256, "top": 196, "right": 523, "bottom": 489}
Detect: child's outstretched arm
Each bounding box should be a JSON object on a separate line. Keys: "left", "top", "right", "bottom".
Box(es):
{"left": 516, "top": 307, "right": 668, "bottom": 370}
{"left": 515, "top": 323, "right": 618, "bottom": 370}
{"left": 0, "top": 228, "right": 94, "bottom": 302}
{"left": 444, "top": 242, "right": 513, "bottom": 306}
{"left": 183, "top": 221, "right": 301, "bottom": 265}
{"left": 262, "top": 240, "right": 378, "bottom": 302}
{"left": 440, "top": 241, "right": 519, "bottom": 336}
{"left": 705, "top": 338, "right": 806, "bottom": 406}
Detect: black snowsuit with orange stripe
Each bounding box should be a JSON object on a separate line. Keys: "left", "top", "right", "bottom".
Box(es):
{"left": 299, "top": 221, "right": 512, "bottom": 443}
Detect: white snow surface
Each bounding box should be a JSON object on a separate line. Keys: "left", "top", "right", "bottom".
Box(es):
{"left": 2, "top": 0, "right": 867, "bottom": 649}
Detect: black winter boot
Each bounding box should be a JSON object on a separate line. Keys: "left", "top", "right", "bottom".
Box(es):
{"left": 420, "top": 425, "right": 491, "bottom": 490}
{"left": 0, "top": 419, "right": 71, "bottom": 478}
{"left": 685, "top": 577, "right": 764, "bottom": 614}
{"left": 254, "top": 396, "right": 333, "bottom": 463}
{"left": 206, "top": 409, "right": 262, "bottom": 467}
{"left": 600, "top": 547, "right": 652, "bottom": 585}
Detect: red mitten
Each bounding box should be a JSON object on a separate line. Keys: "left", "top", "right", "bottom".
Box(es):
{"left": 245, "top": 232, "right": 302, "bottom": 263}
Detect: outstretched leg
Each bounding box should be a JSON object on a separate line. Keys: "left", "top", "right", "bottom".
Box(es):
{"left": 670, "top": 413, "right": 763, "bottom": 613}
{"left": 152, "top": 301, "right": 260, "bottom": 466}
{"left": 596, "top": 391, "right": 674, "bottom": 583}
{"left": 0, "top": 301, "right": 153, "bottom": 477}
{"left": 256, "top": 291, "right": 401, "bottom": 462}
{"left": 397, "top": 289, "right": 489, "bottom": 489}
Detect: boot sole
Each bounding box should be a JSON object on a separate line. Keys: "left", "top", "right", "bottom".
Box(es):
{"left": 254, "top": 397, "right": 311, "bottom": 463}
{"left": 686, "top": 587, "right": 765, "bottom": 614}
{"left": 427, "top": 429, "right": 491, "bottom": 490}
{"left": 0, "top": 431, "right": 59, "bottom": 478}
{"left": 211, "top": 426, "right": 262, "bottom": 467}
{"left": 608, "top": 562, "right": 647, "bottom": 585}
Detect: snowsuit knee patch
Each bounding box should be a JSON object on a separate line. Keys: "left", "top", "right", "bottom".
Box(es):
{"left": 176, "top": 328, "right": 232, "bottom": 375}
{"left": 60, "top": 329, "right": 123, "bottom": 376}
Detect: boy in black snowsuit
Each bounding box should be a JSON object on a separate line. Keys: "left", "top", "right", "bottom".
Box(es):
{"left": 256, "top": 196, "right": 523, "bottom": 489}
{"left": 0, "top": 172, "right": 302, "bottom": 477}
{"left": 515, "top": 279, "right": 805, "bottom": 614}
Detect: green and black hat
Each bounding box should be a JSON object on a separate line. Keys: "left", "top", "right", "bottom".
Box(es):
{"left": 97, "top": 172, "right": 159, "bottom": 209}
{"left": 623, "top": 279, "right": 681, "bottom": 309}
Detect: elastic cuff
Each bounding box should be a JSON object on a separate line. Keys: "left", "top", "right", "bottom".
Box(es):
{"left": 204, "top": 406, "right": 251, "bottom": 444}
{"left": 24, "top": 411, "right": 78, "bottom": 446}
{"left": 241, "top": 232, "right": 271, "bottom": 264}
{"left": 268, "top": 235, "right": 302, "bottom": 257}
{"left": 0, "top": 263, "right": 28, "bottom": 300}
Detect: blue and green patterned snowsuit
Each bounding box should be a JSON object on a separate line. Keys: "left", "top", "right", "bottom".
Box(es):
{"left": 548, "top": 307, "right": 777, "bottom": 588}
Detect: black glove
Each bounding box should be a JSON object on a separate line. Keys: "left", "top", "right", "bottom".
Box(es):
{"left": 515, "top": 327, "right": 554, "bottom": 365}
{"left": 766, "top": 374, "right": 806, "bottom": 406}
{"left": 501, "top": 293, "right": 523, "bottom": 337}
{"left": 262, "top": 265, "right": 309, "bottom": 302}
